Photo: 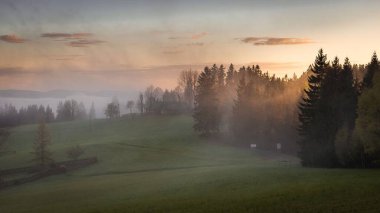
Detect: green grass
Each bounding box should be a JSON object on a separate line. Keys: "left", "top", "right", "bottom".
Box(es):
{"left": 1, "top": 115, "right": 380, "bottom": 212}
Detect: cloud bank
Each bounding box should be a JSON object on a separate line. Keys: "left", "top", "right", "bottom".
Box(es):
{"left": 41, "top": 33, "right": 93, "bottom": 39}
{"left": 241, "top": 37, "right": 314, "bottom": 45}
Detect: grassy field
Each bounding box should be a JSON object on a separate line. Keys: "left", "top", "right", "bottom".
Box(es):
{"left": 1, "top": 115, "right": 380, "bottom": 212}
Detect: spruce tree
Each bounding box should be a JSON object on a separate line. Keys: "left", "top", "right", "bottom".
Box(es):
{"left": 218, "top": 64, "right": 226, "bottom": 89}
{"left": 193, "top": 66, "right": 220, "bottom": 136}
{"left": 339, "top": 58, "right": 357, "bottom": 130}
{"left": 231, "top": 68, "right": 261, "bottom": 145}
{"left": 362, "top": 52, "right": 379, "bottom": 89}
{"left": 231, "top": 74, "right": 247, "bottom": 142}
{"left": 298, "top": 49, "right": 329, "bottom": 166}
{"left": 334, "top": 58, "right": 359, "bottom": 166}
{"left": 316, "top": 56, "right": 343, "bottom": 167}
{"left": 226, "top": 64, "right": 235, "bottom": 87}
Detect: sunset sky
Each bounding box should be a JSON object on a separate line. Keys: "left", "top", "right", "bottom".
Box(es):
{"left": 0, "top": 0, "right": 379, "bottom": 91}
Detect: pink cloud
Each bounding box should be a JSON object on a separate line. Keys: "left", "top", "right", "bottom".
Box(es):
{"left": 0, "top": 34, "right": 27, "bottom": 43}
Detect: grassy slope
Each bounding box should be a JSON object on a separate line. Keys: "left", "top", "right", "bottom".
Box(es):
{"left": 0, "top": 115, "right": 380, "bottom": 213}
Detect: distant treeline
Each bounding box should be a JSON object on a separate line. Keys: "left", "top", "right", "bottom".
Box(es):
{"left": 116, "top": 70, "right": 198, "bottom": 119}
{"left": 0, "top": 104, "right": 54, "bottom": 127}
{"left": 0, "top": 99, "right": 94, "bottom": 127}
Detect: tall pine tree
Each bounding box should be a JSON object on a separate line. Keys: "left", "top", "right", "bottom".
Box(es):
{"left": 193, "top": 66, "right": 220, "bottom": 136}
{"left": 226, "top": 64, "right": 235, "bottom": 87}
{"left": 334, "top": 58, "right": 359, "bottom": 166}
{"left": 338, "top": 58, "right": 357, "bottom": 130}
{"left": 232, "top": 74, "right": 249, "bottom": 142}
{"left": 298, "top": 49, "right": 330, "bottom": 167}
{"left": 362, "top": 52, "right": 379, "bottom": 89}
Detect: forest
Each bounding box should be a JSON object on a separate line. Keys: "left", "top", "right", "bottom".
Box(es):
{"left": 0, "top": 50, "right": 379, "bottom": 169}
{"left": 192, "top": 49, "right": 379, "bottom": 168}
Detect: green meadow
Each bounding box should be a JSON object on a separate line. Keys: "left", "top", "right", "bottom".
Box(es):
{"left": 1, "top": 115, "right": 380, "bottom": 212}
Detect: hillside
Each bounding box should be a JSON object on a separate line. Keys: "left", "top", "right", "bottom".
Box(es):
{"left": 0, "top": 116, "right": 380, "bottom": 212}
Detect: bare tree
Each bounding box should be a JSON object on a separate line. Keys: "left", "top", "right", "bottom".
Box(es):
{"left": 126, "top": 100, "right": 135, "bottom": 114}
{"left": 178, "top": 70, "right": 198, "bottom": 109}
{"left": 144, "top": 85, "right": 163, "bottom": 114}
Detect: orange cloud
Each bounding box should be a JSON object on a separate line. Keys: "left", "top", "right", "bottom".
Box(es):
{"left": 191, "top": 32, "right": 208, "bottom": 40}
{"left": 241, "top": 37, "right": 314, "bottom": 45}
{"left": 0, "top": 34, "right": 27, "bottom": 43}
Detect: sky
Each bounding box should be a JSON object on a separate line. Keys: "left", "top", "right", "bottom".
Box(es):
{"left": 0, "top": 0, "right": 379, "bottom": 91}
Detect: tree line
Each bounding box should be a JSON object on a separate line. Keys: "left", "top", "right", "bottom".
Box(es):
{"left": 191, "top": 49, "right": 379, "bottom": 168}
{"left": 119, "top": 70, "right": 198, "bottom": 118}
{"left": 299, "top": 49, "right": 380, "bottom": 168}
{"left": 0, "top": 99, "right": 95, "bottom": 128}
{"left": 0, "top": 104, "right": 54, "bottom": 127}
{"left": 193, "top": 63, "right": 304, "bottom": 153}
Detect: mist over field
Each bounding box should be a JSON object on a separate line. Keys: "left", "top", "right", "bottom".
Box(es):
{"left": 1, "top": 0, "right": 380, "bottom": 212}
{"left": 0, "top": 91, "right": 135, "bottom": 118}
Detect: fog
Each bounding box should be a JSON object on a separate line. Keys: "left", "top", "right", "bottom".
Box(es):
{"left": 0, "top": 93, "right": 136, "bottom": 118}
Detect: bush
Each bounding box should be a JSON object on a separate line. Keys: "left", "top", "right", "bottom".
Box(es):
{"left": 66, "top": 145, "right": 84, "bottom": 160}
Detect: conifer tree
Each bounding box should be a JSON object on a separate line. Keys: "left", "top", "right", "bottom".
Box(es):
{"left": 298, "top": 49, "right": 330, "bottom": 166}
{"left": 33, "top": 119, "right": 53, "bottom": 168}
{"left": 362, "top": 52, "right": 379, "bottom": 89}
{"left": 231, "top": 74, "right": 247, "bottom": 141}
{"left": 193, "top": 66, "right": 220, "bottom": 136}
{"left": 218, "top": 64, "right": 226, "bottom": 89}
{"left": 226, "top": 63, "right": 235, "bottom": 87}
{"left": 334, "top": 58, "right": 359, "bottom": 166}
{"left": 232, "top": 72, "right": 258, "bottom": 144}
{"left": 45, "top": 105, "right": 55, "bottom": 122}
{"left": 339, "top": 58, "right": 357, "bottom": 130}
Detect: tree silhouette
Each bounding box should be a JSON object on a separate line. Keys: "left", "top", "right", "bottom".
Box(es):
{"left": 298, "top": 49, "right": 330, "bottom": 167}
{"left": 33, "top": 119, "right": 53, "bottom": 168}
{"left": 126, "top": 100, "right": 135, "bottom": 114}
{"left": 362, "top": 52, "right": 379, "bottom": 89}
{"left": 193, "top": 66, "right": 221, "bottom": 136}
{"left": 105, "top": 98, "right": 120, "bottom": 119}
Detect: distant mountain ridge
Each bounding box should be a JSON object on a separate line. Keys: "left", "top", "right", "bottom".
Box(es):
{"left": 0, "top": 89, "right": 135, "bottom": 99}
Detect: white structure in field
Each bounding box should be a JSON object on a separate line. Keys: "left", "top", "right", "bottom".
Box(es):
{"left": 276, "top": 143, "right": 282, "bottom": 151}
{"left": 250, "top": 144, "right": 257, "bottom": 149}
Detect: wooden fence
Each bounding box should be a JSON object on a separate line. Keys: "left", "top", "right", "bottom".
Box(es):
{"left": 0, "top": 157, "right": 98, "bottom": 190}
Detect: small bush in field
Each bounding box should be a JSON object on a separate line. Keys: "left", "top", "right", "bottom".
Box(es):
{"left": 66, "top": 145, "right": 84, "bottom": 160}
